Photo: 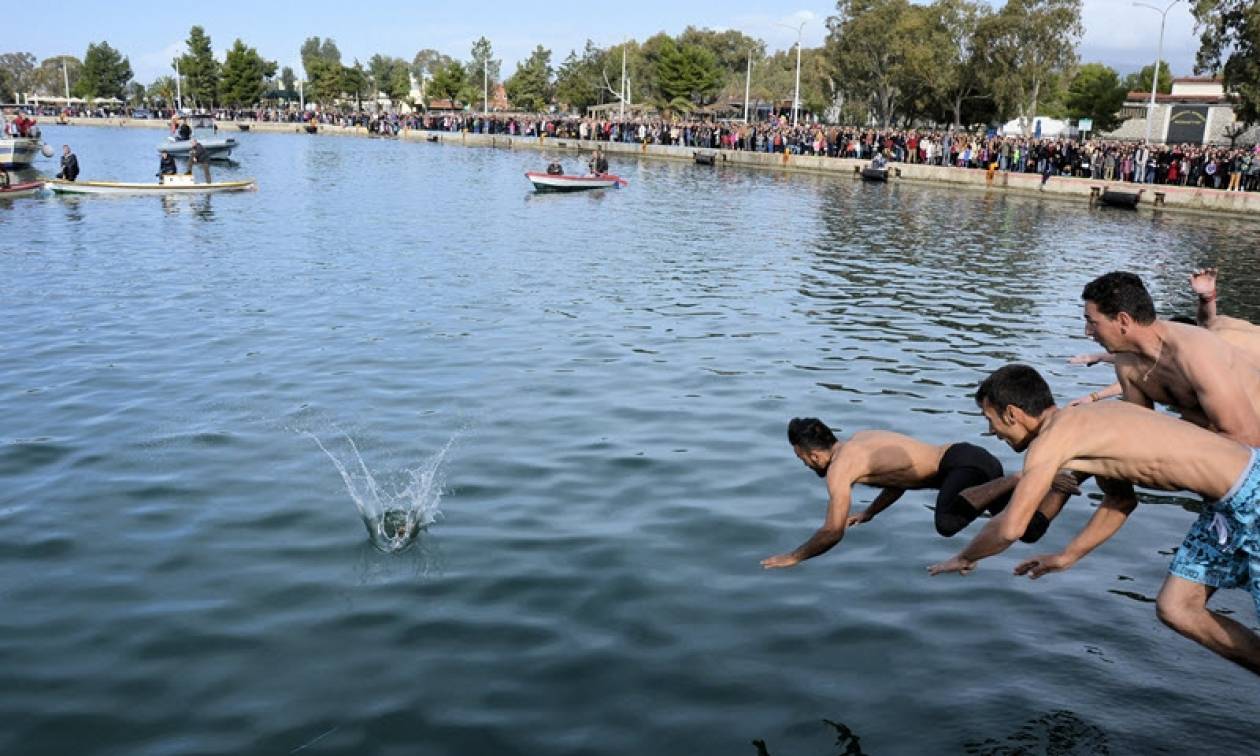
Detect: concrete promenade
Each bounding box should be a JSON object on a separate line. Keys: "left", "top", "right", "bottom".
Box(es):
{"left": 60, "top": 116, "right": 1260, "bottom": 218}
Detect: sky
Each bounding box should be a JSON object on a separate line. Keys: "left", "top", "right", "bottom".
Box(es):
{"left": 17, "top": 0, "right": 1201, "bottom": 85}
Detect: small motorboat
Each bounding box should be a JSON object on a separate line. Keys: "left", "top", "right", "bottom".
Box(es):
{"left": 0, "top": 179, "right": 44, "bottom": 198}
{"left": 159, "top": 114, "right": 236, "bottom": 159}
{"left": 525, "top": 172, "right": 627, "bottom": 193}
{"left": 49, "top": 174, "right": 257, "bottom": 196}
{"left": 237, "top": 123, "right": 251, "bottom": 132}
{"left": 0, "top": 137, "right": 46, "bottom": 169}
{"left": 694, "top": 151, "right": 716, "bottom": 166}
{"left": 426, "top": 134, "right": 440, "bottom": 142}
{"left": 1100, "top": 187, "right": 1142, "bottom": 209}
{"left": 304, "top": 123, "right": 319, "bottom": 134}
{"left": 860, "top": 166, "right": 889, "bottom": 182}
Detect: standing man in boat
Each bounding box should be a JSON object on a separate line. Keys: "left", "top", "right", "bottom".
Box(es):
{"left": 56, "top": 145, "right": 80, "bottom": 182}
{"left": 188, "top": 138, "right": 211, "bottom": 184}
{"left": 588, "top": 148, "right": 609, "bottom": 176}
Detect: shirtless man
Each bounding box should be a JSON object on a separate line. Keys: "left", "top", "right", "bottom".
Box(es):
{"left": 929, "top": 364, "right": 1260, "bottom": 675}
{"left": 1191, "top": 267, "right": 1260, "bottom": 368}
{"left": 760, "top": 418, "right": 1074, "bottom": 569}
{"left": 1078, "top": 270, "right": 1260, "bottom": 444}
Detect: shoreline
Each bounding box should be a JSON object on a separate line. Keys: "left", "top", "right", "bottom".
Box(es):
{"left": 53, "top": 116, "right": 1260, "bottom": 219}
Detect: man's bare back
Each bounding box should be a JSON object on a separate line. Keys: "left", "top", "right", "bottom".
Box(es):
{"left": 835, "top": 430, "right": 950, "bottom": 490}
{"left": 1020, "top": 402, "right": 1248, "bottom": 501}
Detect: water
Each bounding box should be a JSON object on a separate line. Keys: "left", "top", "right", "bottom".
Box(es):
{"left": 3, "top": 124, "right": 1259, "bottom": 755}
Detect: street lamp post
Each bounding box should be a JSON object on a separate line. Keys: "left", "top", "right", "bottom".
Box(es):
{"left": 743, "top": 49, "right": 752, "bottom": 122}
{"left": 483, "top": 58, "right": 488, "bottom": 115}
{"left": 776, "top": 20, "right": 806, "bottom": 127}
{"left": 174, "top": 57, "right": 184, "bottom": 112}
{"left": 1133, "top": 0, "right": 1182, "bottom": 144}
{"left": 62, "top": 57, "right": 71, "bottom": 101}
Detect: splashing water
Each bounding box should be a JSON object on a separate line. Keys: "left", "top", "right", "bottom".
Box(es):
{"left": 309, "top": 432, "right": 450, "bottom": 553}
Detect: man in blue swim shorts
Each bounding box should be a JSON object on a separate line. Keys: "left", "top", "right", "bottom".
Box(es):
{"left": 930, "top": 365, "right": 1260, "bottom": 676}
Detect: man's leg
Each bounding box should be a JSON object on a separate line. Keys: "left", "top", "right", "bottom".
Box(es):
{"left": 1156, "top": 575, "right": 1260, "bottom": 676}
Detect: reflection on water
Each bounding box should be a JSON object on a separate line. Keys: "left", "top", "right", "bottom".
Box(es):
{"left": 965, "top": 710, "right": 1110, "bottom": 756}
{"left": 754, "top": 719, "right": 867, "bottom": 756}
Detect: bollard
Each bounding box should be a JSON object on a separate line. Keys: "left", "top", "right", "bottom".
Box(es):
{"left": 1154, "top": 191, "right": 1166, "bottom": 207}
{"left": 1089, "top": 186, "right": 1101, "bottom": 206}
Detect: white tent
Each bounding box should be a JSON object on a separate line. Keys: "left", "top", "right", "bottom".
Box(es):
{"left": 1000, "top": 116, "right": 1071, "bottom": 138}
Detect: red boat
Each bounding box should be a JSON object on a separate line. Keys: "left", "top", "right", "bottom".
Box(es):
{"left": 0, "top": 179, "right": 43, "bottom": 198}
{"left": 525, "top": 172, "right": 627, "bottom": 193}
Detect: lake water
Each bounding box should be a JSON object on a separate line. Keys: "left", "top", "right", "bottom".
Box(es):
{"left": 4, "top": 124, "right": 1259, "bottom": 755}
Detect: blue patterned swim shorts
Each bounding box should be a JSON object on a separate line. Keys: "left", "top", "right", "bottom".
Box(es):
{"left": 1168, "top": 448, "right": 1260, "bottom": 616}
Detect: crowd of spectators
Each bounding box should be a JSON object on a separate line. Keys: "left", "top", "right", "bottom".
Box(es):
{"left": 15, "top": 105, "right": 1260, "bottom": 191}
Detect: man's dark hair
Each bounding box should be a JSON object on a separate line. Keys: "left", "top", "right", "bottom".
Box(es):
{"left": 974, "top": 364, "right": 1055, "bottom": 416}
{"left": 1081, "top": 271, "right": 1156, "bottom": 324}
{"left": 787, "top": 418, "right": 837, "bottom": 451}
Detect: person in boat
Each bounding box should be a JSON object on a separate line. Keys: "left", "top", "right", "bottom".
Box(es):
{"left": 56, "top": 145, "right": 80, "bottom": 182}
{"left": 546, "top": 162, "right": 564, "bottom": 176}
{"left": 869, "top": 151, "right": 888, "bottom": 170}
{"left": 930, "top": 364, "right": 1260, "bottom": 677}
{"left": 157, "top": 149, "right": 177, "bottom": 179}
{"left": 187, "top": 138, "right": 211, "bottom": 183}
{"left": 588, "top": 148, "right": 609, "bottom": 176}
{"left": 759, "top": 417, "right": 1077, "bottom": 569}
{"left": 176, "top": 119, "right": 192, "bottom": 141}
{"left": 0, "top": 171, "right": 9, "bottom": 189}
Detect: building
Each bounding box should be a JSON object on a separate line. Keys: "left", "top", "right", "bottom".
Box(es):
{"left": 1104, "top": 76, "right": 1259, "bottom": 145}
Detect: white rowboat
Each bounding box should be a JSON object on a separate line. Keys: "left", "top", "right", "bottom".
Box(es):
{"left": 48, "top": 178, "right": 257, "bottom": 196}
{"left": 0, "top": 180, "right": 43, "bottom": 198}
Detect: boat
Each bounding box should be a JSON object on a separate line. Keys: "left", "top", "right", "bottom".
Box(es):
{"left": 48, "top": 175, "right": 257, "bottom": 196}
{"left": 236, "top": 123, "right": 251, "bottom": 132}
{"left": 1100, "top": 187, "right": 1142, "bottom": 209}
{"left": 860, "top": 166, "right": 889, "bottom": 182}
{"left": 694, "top": 151, "right": 716, "bottom": 166}
{"left": 0, "top": 137, "right": 45, "bottom": 169}
{"left": 525, "top": 172, "right": 627, "bottom": 193}
{"left": 157, "top": 115, "right": 237, "bottom": 159}
{"left": 0, "top": 179, "right": 43, "bottom": 198}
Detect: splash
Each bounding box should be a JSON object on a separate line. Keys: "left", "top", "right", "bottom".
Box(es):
{"left": 309, "top": 432, "right": 450, "bottom": 553}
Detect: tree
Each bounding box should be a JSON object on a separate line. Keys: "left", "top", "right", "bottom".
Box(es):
{"left": 148, "top": 76, "right": 178, "bottom": 108}
{"left": 177, "top": 26, "right": 219, "bottom": 108}
{"left": 411, "top": 49, "right": 454, "bottom": 84}
{"left": 1065, "top": 62, "right": 1129, "bottom": 131}
{"left": 919, "top": 0, "right": 993, "bottom": 128}
{"left": 342, "top": 61, "right": 370, "bottom": 108}
{"left": 75, "top": 41, "right": 133, "bottom": 100}
{"left": 504, "top": 45, "right": 554, "bottom": 112}
{"left": 428, "top": 60, "right": 468, "bottom": 102}
{"left": 826, "top": 0, "right": 919, "bottom": 127}
{"left": 33, "top": 56, "right": 82, "bottom": 97}
{"left": 280, "top": 66, "right": 296, "bottom": 92}
{"left": 0, "top": 52, "right": 36, "bottom": 100}
{"left": 368, "top": 54, "right": 411, "bottom": 101}
{"left": 979, "top": 0, "right": 1083, "bottom": 136}
{"left": 218, "top": 39, "right": 276, "bottom": 107}
{"left": 1193, "top": 0, "right": 1260, "bottom": 124}
{"left": 554, "top": 43, "right": 603, "bottom": 112}
{"left": 127, "top": 80, "right": 146, "bottom": 105}
{"left": 300, "top": 37, "right": 342, "bottom": 81}
{"left": 1122, "top": 63, "right": 1174, "bottom": 95}
{"left": 652, "top": 39, "right": 724, "bottom": 108}
{"left": 465, "top": 36, "right": 501, "bottom": 107}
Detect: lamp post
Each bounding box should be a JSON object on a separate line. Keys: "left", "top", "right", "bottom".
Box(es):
{"left": 174, "top": 56, "right": 184, "bottom": 112}
{"left": 483, "top": 58, "right": 488, "bottom": 115}
{"left": 777, "top": 21, "right": 806, "bottom": 126}
{"left": 62, "top": 57, "right": 71, "bottom": 101}
{"left": 1133, "top": 0, "right": 1181, "bottom": 144}
{"left": 743, "top": 48, "right": 752, "bottom": 122}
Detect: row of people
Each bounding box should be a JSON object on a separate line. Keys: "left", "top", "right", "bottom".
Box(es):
{"left": 765, "top": 270, "right": 1260, "bottom": 676}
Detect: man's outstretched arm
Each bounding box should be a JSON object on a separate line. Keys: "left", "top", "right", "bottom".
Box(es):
{"left": 1191, "top": 267, "right": 1219, "bottom": 328}
{"left": 762, "top": 477, "right": 854, "bottom": 569}
{"left": 1015, "top": 481, "right": 1138, "bottom": 578}
{"left": 848, "top": 486, "right": 904, "bottom": 526}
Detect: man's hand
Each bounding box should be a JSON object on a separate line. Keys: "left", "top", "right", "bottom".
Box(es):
{"left": 1067, "top": 352, "right": 1108, "bottom": 366}
{"left": 1051, "top": 472, "right": 1081, "bottom": 496}
{"left": 846, "top": 510, "right": 873, "bottom": 527}
{"left": 761, "top": 553, "right": 801, "bottom": 569}
{"left": 928, "top": 555, "right": 975, "bottom": 576}
{"left": 1013, "top": 552, "right": 1076, "bottom": 579}
{"left": 1190, "top": 267, "right": 1218, "bottom": 299}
